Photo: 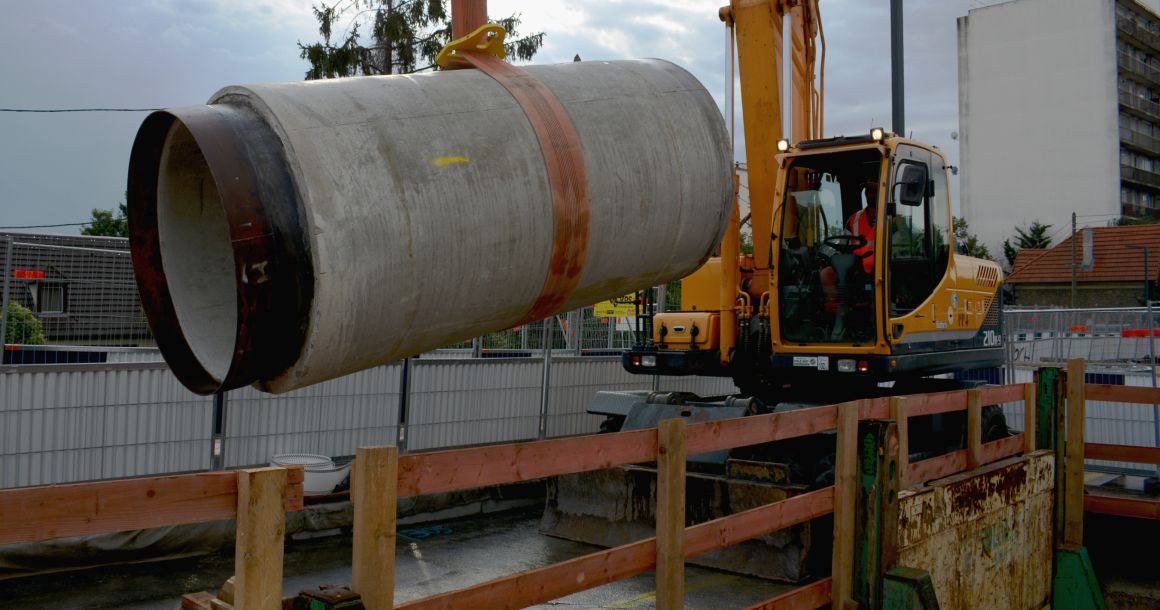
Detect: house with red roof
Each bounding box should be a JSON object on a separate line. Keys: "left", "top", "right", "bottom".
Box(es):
{"left": 1006, "top": 225, "right": 1160, "bottom": 307}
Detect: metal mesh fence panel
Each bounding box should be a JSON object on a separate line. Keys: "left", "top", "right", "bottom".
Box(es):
{"left": 1, "top": 234, "right": 154, "bottom": 351}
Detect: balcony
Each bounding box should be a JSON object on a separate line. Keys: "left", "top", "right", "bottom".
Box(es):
{"left": 1119, "top": 51, "right": 1160, "bottom": 87}
{"left": 1121, "top": 126, "right": 1160, "bottom": 153}
{"left": 1121, "top": 163, "right": 1160, "bottom": 189}
{"left": 1118, "top": 17, "right": 1160, "bottom": 54}
{"left": 1120, "top": 89, "right": 1160, "bottom": 119}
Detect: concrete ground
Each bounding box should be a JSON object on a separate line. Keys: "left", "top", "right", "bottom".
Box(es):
{"left": 0, "top": 506, "right": 797, "bottom": 610}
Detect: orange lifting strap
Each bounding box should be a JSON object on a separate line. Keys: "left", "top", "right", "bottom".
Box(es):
{"left": 438, "top": 23, "right": 591, "bottom": 325}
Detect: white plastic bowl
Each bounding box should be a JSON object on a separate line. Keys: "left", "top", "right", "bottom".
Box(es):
{"left": 271, "top": 453, "right": 350, "bottom": 496}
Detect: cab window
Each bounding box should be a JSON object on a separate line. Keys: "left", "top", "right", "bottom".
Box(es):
{"left": 888, "top": 145, "right": 951, "bottom": 315}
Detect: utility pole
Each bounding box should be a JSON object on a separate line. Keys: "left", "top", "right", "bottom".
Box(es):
{"left": 0, "top": 237, "right": 12, "bottom": 348}
{"left": 1126, "top": 243, "right": 1159, "bottom": 459}
{"left": 1070, "top": 212, "right": 1077, "bottom": 308}
{"left": 890, "top": 0, "right": 905, "bottom": 137}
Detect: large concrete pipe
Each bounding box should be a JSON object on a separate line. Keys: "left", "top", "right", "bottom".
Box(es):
{"left": 128, "top": 59, "right": 731, "bottom": 395}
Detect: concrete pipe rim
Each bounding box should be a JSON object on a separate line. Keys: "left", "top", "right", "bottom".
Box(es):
{"left": 126, "top": 105, "right": 312, "bottom": 395}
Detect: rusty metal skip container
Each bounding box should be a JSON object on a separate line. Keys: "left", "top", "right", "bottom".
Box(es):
{"left": 127, "top": 59, "right": 731, "bottom": 395}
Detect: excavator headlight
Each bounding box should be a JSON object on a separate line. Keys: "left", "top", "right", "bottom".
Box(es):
{"left": 870, "top": 127, "right": 885, "bottom": 142}
{"left": 837, "top": 359, "right": 856, "bottom": 373}
{"left": 641, "top": 355, "right": 657, "bottom": 367}
{"left": 776, "top": 138, "right": 791, "bottom": 152}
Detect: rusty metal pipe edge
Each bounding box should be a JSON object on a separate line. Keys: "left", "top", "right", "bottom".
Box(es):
{"left": 127, "top": 103, "right": 313, "bottom": 395}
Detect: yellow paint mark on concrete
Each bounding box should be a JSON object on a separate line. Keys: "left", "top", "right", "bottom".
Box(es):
{"left": 429, "top": 156, "right": 470, "bottom": 167}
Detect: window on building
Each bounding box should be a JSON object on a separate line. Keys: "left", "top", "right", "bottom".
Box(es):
{"left": 32, "top": 282, "right": 67, "bottom": 314}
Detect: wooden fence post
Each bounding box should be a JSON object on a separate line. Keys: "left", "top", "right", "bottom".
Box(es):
{"left": 1064, "top": 359, "right": 1086, "bottom": 547}
{"left": 353, "top": 446, "right": 399, "bottom": 610}
{"left": 1023, "top": 382, "right": 1037, "bottom": 455}
{"left": 657, "top": 418, "right": 687, "bottom": 610}
{"left": 889, "top": 397, "right": 909, "bottom": 487}
{"left": 234, "top": 467, "right": 288, "bottom": 610}
{"left": 831, "top": 401, "right": 859, "bottom": 608}
{"left": 967, "top": 389, "right": 983, "bottom": 470}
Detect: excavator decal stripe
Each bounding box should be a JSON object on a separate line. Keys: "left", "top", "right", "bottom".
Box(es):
{"left": 463, "top": 51, "right": 591, "bottom": 325}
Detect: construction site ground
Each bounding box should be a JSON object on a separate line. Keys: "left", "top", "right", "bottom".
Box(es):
{"left": 1, "top": 502, "right": 1157, "bottom": 610}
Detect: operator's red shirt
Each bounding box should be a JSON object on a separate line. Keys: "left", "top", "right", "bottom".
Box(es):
{"left": 849, "top": 206, "right": 875, "bottom": 273}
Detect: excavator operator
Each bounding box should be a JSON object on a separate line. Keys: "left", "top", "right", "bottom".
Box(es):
{"left": 848, "top": 178, "right": 878, "bottom": 273}
{"left": 816, "top": 175, "right": 878, "bottom": 341}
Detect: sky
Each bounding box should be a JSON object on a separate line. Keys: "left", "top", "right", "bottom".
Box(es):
{"left": 0, "top": 0, "right": 999, "bottom": 234}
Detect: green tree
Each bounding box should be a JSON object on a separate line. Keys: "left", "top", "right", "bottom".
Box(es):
{"left": 739, "top": 232, "right": 754, "bottom": 256}
{"left": 298, "top": 1, "right": 545, "bottom": 79}
{"left": 1001, "top": 221, "right": 1052, "bottom": 270}
{"left": 81, "top": 202, "right": 128, "bottom": 237}
{"left": 5, "top": 302, "right": 45, "bottom": 345}
{"left": 952, "top": 216, "right": 992, "bottom": 260}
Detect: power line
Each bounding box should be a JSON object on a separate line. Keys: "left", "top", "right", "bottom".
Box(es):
{"left": 0, "top": 219, "right": 125, "bottom": 230}
{"left": 0, "top": 108, "right": 159, "bottom": 113}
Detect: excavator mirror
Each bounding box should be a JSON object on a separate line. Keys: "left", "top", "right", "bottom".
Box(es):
{"left": 894, "top": 162, "right": 928, "bottom": 207}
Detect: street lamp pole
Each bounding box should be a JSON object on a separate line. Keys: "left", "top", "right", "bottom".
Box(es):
{"left": 1127, "top": 244, "right": 1159, "bottom": 458}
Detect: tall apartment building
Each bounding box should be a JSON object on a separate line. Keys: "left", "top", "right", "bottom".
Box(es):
{"left": 1118, "top": 0, "right": 1160, "bottom": 217}
{"left": 958, "top": 0, "right": 1160, "bottom": 256}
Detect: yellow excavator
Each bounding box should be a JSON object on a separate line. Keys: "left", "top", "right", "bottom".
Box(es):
{"left": 624, "top": 1, "right": 1005, "bottom": 400}
{"left": 542, "top": 0, "right": 1009, "bottom": 581}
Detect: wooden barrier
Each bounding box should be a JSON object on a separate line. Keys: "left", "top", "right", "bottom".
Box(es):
{"left": 904, "top": 390, "right": 967, "bottom": 418}
{"left": 3, "top": 379, "right": 1050, "bottom": 609}
{"left": 235, "top": 467, "right": 288, "bottom": 610}
{"left": 0, "top": 466, "right": 304, "bottom": 546}
{"left": 1085, "top": 442, "right": 1160, "bottom": 464}
{"left": 14, "top": 366, "right": 1160, "bottom": 605}
{"left": 1084, "top": 494, "right": 1160, "bottom": 519}
{"left": 967, "top": 389, "right": 984, "bottom": 470}
{"left": 830, "top": 401, "right": 859, "bottom": 608}
{"left": 353, "top": 446, "right": 399, "bottom": 610}
{"left": 1064, "top": 360, "right": 1087, "bottom": 546}
{"left": 657, "top": 418, "right": 687, "bottom": 609}
{"left": 0, "top": 465, "right": 303, "bottom": 610}
{"left": 1080, "top": 376, "right": 1160, "bottom": 521}
{"left": 744, "top": 577, "right": 832, "bottom": 610}
{"left": 1084, "top": 383, "right": 1160, "bottom": 403}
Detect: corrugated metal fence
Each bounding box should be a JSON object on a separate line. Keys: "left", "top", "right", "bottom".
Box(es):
{"left": 6, "top": 305, "right": 1160, "bottom": 488}
{"left": 0, "top": 355, "right": 732, "bottom": 488}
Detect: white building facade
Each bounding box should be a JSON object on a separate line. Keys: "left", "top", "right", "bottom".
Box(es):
{"left": 958, "top": 0, "right": 1160, "bottom": 256}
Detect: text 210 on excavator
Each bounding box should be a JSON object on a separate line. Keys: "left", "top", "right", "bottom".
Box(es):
{"left": 621, "top": 1, "right": 1006, "bottom": 405}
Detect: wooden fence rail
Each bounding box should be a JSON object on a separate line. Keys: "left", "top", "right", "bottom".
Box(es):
{"left": 0, "top": 466, "right": 304, "bottom": 546}
{"left": 1079, "top": 380, "right": 1160, "bottom": 522}
{"left": 1, "top": 381, "right": 1049, "bottom": 609}
{"left": 0, "top": 465, "right": 304, "bottom": 610}
{"left": 355, "top": 386, "right": 1041, "bottom": 610}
